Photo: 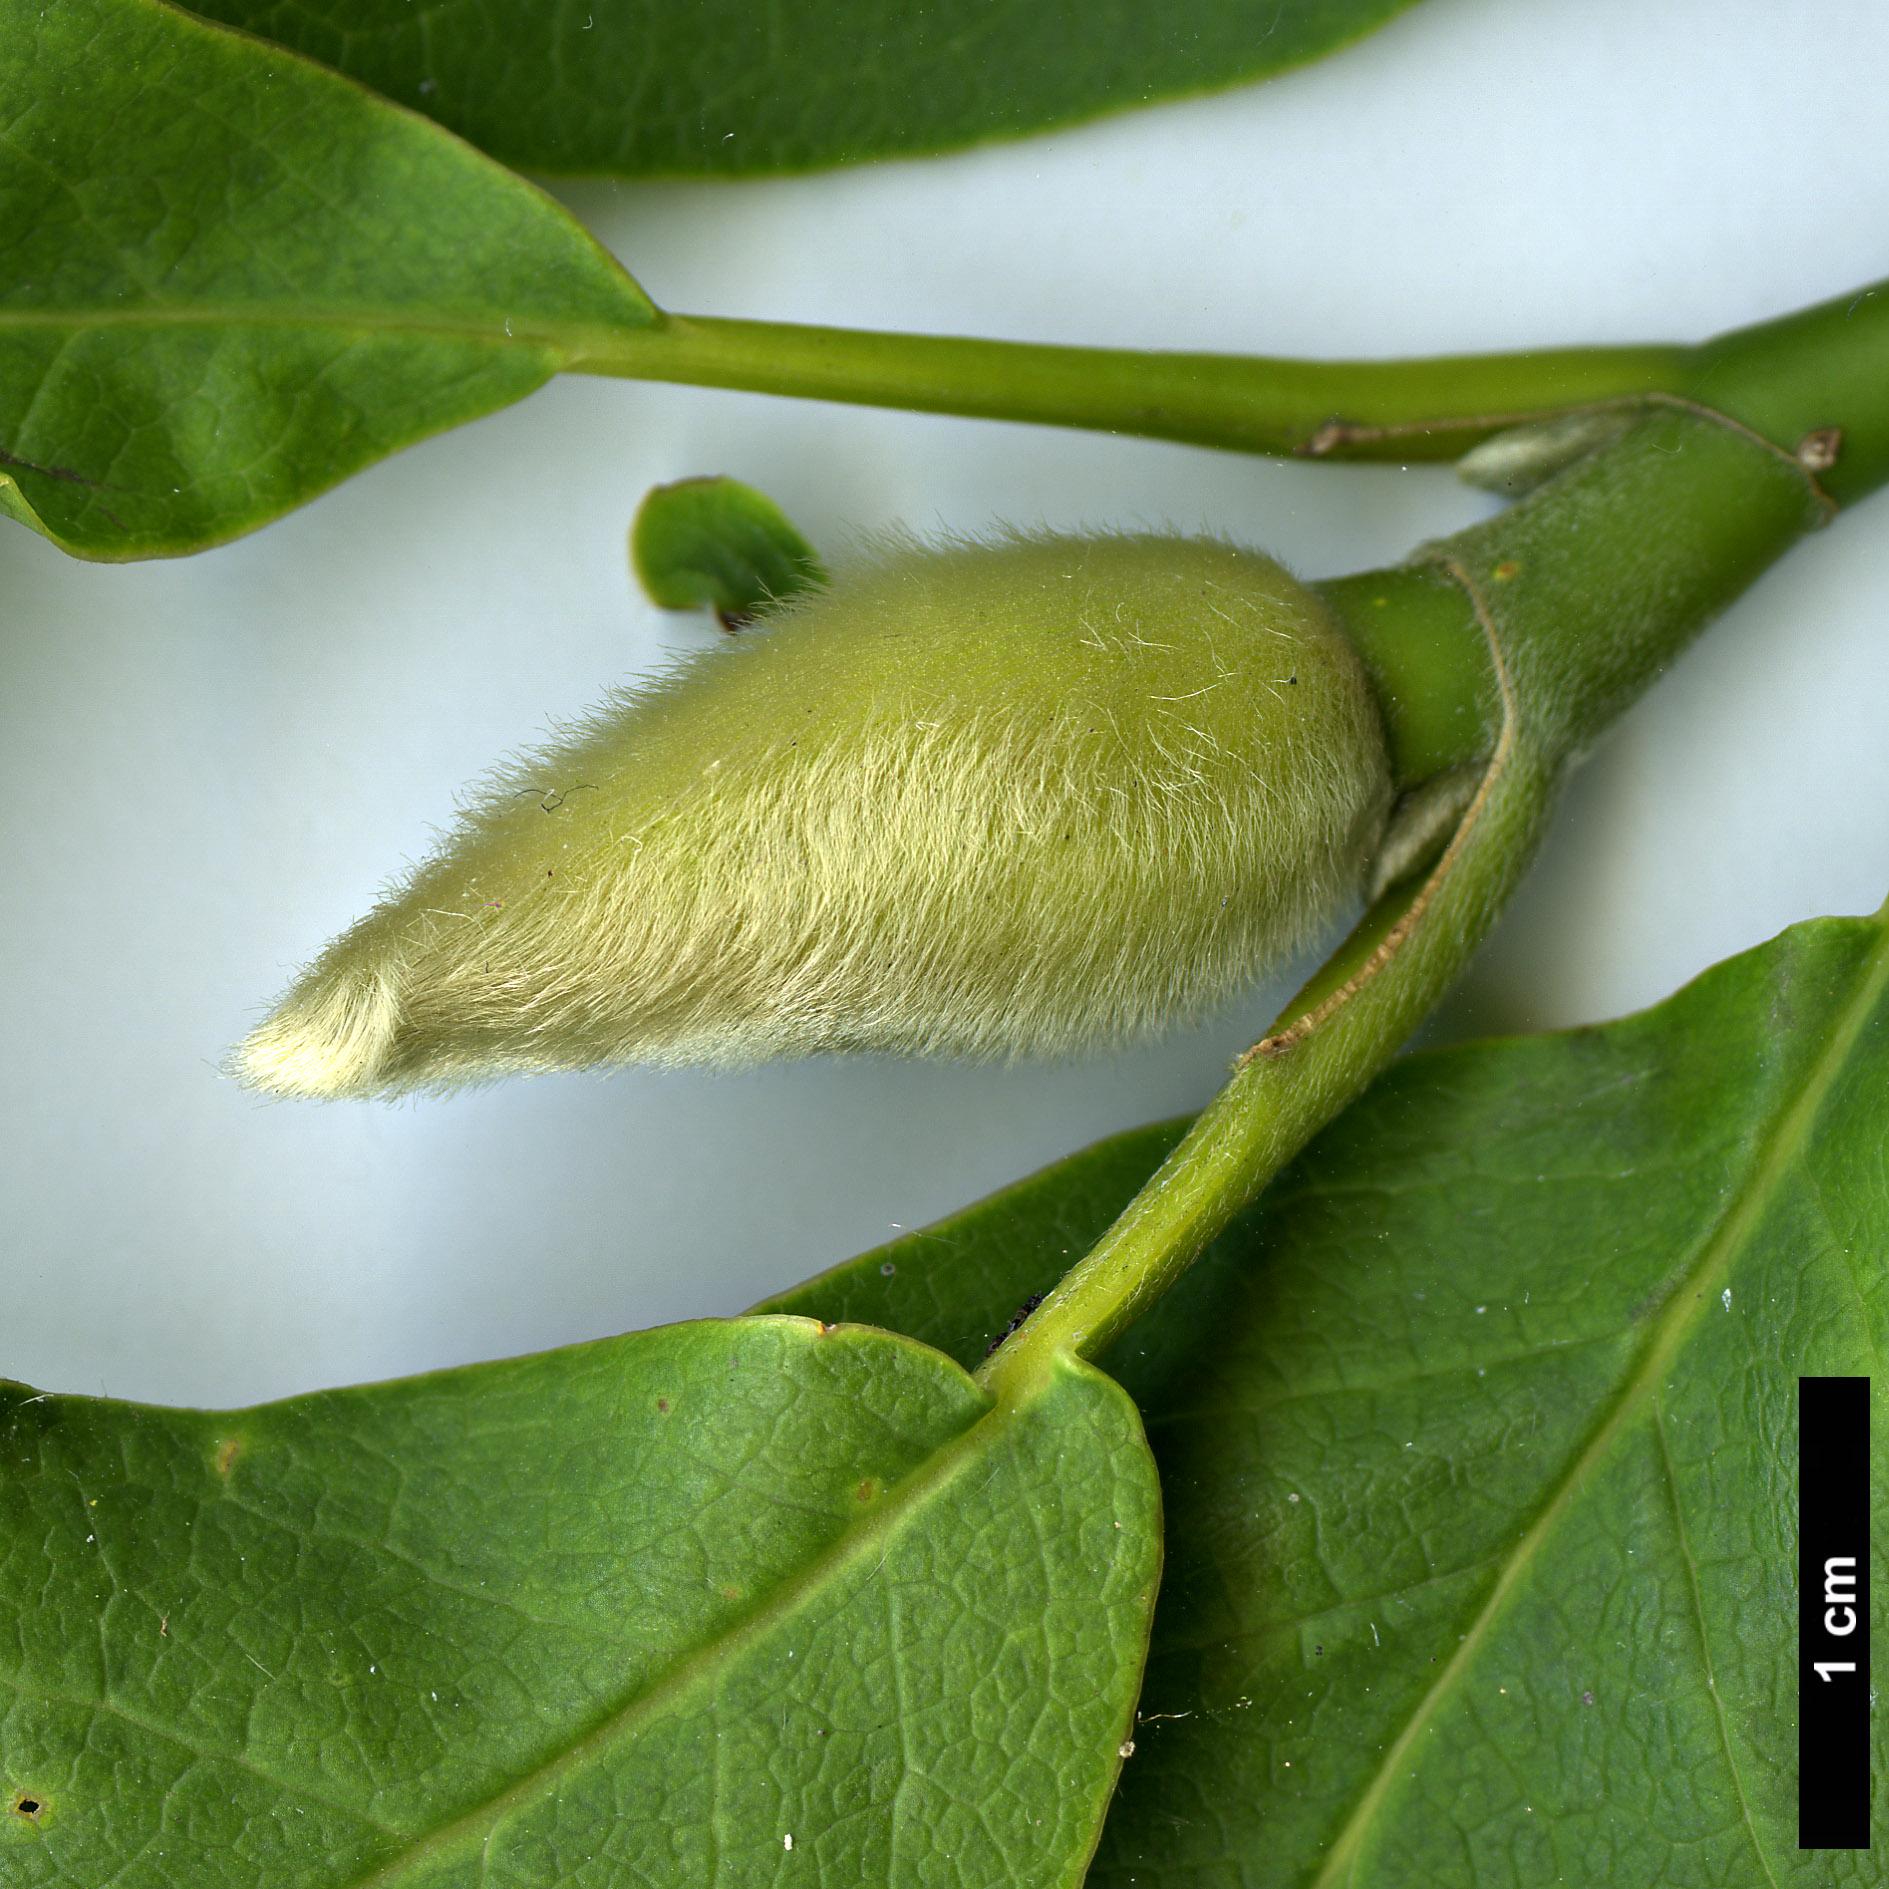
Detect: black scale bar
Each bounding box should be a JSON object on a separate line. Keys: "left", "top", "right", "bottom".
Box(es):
{"left": 1801, "top": 1375, "right": 1871, "bottom": 1850}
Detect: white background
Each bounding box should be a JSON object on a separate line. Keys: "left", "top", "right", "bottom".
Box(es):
{"left": 7, "top": 0, "right": 1889, "bottom": 1407}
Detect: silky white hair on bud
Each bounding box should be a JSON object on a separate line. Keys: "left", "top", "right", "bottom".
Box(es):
{"left": 237, "top": 530, "right": 1392, "bottom": 1099}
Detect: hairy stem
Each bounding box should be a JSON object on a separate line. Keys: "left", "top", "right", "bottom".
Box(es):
{"left": 979, "top": 394, "right": 1841, "bottom": 1393}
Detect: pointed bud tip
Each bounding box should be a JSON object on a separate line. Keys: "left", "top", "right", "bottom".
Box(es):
{"left": 234, "top": 961, "right": 405, "bottom": 1101}
{"left": 238, "top": 529, "right": 1393, "bottom": 1095}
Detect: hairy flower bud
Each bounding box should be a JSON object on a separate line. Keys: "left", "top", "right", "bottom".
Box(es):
{"left": 238, "top": 531, "right": 1392, "bottom": 1098}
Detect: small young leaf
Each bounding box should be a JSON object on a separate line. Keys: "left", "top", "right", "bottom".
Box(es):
{"left": 0, "top": 0, "right": 654, "bottom": 559}
{"left": 0, "top": 1320, "right": 1158, "bottom": 1885}
{"left": 1091, "top": 909, "right": 1889, "bottom": 1885}
{"left": 183, "top": 0, "right": 1431, "bottom": 178}
{"left": 631, "top": 476, "right": 827, "bottom": 626}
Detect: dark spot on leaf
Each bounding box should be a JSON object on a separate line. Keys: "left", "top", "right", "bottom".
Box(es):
{"left": 879, "top": 1261, "right": 896, "bottom": 1276}
{"left": 11, "top": 1792, "right": 45, "bottom": 1822}
{"left": 856, "top": 1478, "right": 878, "bottom": 1502}
{"left": 656, "top": 1398, "right": 670, "bottom": 1414}
{"left": 1581, "top": 1690, "right": 1594, "bottom": 1705}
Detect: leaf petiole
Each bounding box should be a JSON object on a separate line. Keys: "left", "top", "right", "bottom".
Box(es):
{"left": 575, "top": 310, "right": 1686, "bottom": 463}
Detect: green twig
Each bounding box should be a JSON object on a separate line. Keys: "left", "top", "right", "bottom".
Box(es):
{"left": 568, "top": 279, "right": 1889, "bottom": 492}
{"left": 979, "top": 388, "right": 1845, "bottom": 1395}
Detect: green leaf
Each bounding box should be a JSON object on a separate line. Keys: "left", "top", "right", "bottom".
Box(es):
{"left": 1089, "top": 909, "right": 1889, "bottom": 1885}
{"left": 631, "top": 476, "right": 827, "bottom": 627}
{"left": 0, "top": 1318, "right": 1158, "bottom": 1884}
{"left": 761, "top": 911, "right": 1888, "bottom": 1881}
{"left": 180, "top": 0, "right": 1430, "bottom": 179}
{"left": 755, "top": 1118, "right": 1188, "bottom": 1374}
{"left": 0, "top": 0, "right": 653, "bottom": 559}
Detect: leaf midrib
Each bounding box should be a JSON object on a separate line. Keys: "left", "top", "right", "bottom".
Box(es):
{"left": 0, "top": 304, "right": 632, "bottom": 350}
{"left": 337, "top": 1375, "right": 1021, "bottom": 1889}
{"left": 1307, "top": 917, "right": 1889, "bottom": 1887}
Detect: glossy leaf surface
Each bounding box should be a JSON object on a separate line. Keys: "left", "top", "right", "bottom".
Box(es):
{"left": 757, "top": 1118, "right": 1187, "bottom": 1373}
{"left": 1092, "top": 910, "right": 1888, "bottom": 1884}
{"left": 0, "top": 1319, "right": 1158, "bottom": 1885}
{"left": 0, "top": 0, "right": 653, "bottom": 558}
{"left": 183, "top": 0, "right": 1429, "bottom": 178}
{"left": 773, "top": 911, "right": 1888, "bottom": 1882}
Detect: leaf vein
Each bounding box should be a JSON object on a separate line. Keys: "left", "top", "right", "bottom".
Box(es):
{"left": 1304, "top": 918, "right": 1889, "bottom": 1884}
{"left": 1649, "top": 1387, "right": 1782, "bottom": 1887}
{"left": 0, "top": 1666, "right": 397, "bottom": 1835}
